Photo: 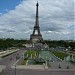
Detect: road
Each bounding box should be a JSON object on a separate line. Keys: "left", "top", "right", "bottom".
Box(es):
{"left": 0, "top": 49, "right": 24, "bottom": 67}
{"left": 0, "top": 49, "right": 75, "bottom": 75}
{"left": 0, "top": 49, "right": 26, "bottom": 75}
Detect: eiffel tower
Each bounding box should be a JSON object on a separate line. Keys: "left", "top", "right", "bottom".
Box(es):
{"left": 30, "top": 2, "right": 43, "bottom": 41}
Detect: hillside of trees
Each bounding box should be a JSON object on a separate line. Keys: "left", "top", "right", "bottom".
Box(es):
{"left": 0, "top": 38, "right": 75, "bottom": 51}
{"left": 0, "top": 38, "right": 29, "bottom": 50}
{"left": 43, "top": 40, "right": 75, "bottom": 51}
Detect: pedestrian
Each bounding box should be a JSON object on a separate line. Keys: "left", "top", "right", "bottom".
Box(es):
{"left": 59, "top": 64, "right": 61, "bottom": 69}
{"left": 10, "top": 58, "right": 12, "bottom": 60}
{"left": 67, "top": 66, "right": 69, "bottom": 69}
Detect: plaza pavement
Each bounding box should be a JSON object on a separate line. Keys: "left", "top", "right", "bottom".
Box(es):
{"left": 2, "top": 68, "right": 75, "bottom": 75}
{"left": 0, "top": 49, "right": 75, "bottom": 75}
{"left": 0, "top": 49, "right": 19, "bottom": 58}
{"left": 49, "top": 61, "right": 75, "bottom": 69}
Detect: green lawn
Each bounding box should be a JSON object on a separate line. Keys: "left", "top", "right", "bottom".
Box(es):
{"left": 51, "top": 51, "right": 69, "bottom": 60}
{"left": 24, "top": 50, "right": 37, "bottom": 59}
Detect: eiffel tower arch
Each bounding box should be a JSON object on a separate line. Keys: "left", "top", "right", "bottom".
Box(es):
{"left": 30, "top": 2, "right": 43, "bottom": 41}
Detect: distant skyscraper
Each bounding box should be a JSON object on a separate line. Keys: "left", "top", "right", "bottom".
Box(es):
{"left": 30, "top": 2, "right": 43, "bottom": 41}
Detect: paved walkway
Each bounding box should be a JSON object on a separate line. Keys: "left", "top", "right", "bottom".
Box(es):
{"left": 0, "top": 49, "right": 19, "bottom": 58}
{"left": 2, "top": 68, "right": 75, "bottom": 75}
{"left": 49, "top": 61, "right": 75, "bottom": 69}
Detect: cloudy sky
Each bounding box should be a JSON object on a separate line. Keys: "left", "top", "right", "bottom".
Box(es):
{"left": 0, "top": 0, "right": 75, "bottom": 40}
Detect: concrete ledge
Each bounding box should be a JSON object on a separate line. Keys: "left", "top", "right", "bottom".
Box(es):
{"left": 0, "top": 49, "right": 19, "bottom": 58}
{"left": 11, "top": 65, "right": 75, "bottom": 71}
{"left": 0, "top": 65, "right": 6, "bottom": 73}
{"left": 11, "top": 65, "right": 45, "bottom": 70}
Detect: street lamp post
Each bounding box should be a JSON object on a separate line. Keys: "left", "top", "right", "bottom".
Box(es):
{"left": 15, "top": 65, "right": 16, "bottom": 75}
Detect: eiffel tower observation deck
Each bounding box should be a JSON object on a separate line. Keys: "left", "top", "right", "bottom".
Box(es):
{"left": 30, "top": 2, "right": 43, "bottom": 42}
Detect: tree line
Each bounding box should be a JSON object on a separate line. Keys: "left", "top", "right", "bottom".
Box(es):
{"left": 43, "top": 40, "right": 75, "bottom": 51}
{"left": 0, "top": 38, "right": 75, "bottom": 51}
{"left": 0, "top": 38, "right": 29, "bottom": 50}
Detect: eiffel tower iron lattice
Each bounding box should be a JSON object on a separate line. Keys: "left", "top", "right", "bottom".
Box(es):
{"left": 30, "top": 2, "right": 43, "bottom": 41}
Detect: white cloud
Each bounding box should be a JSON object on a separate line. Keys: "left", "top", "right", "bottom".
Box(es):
{"left": 0, "top": 0, "right": 74, "bottom": 40}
